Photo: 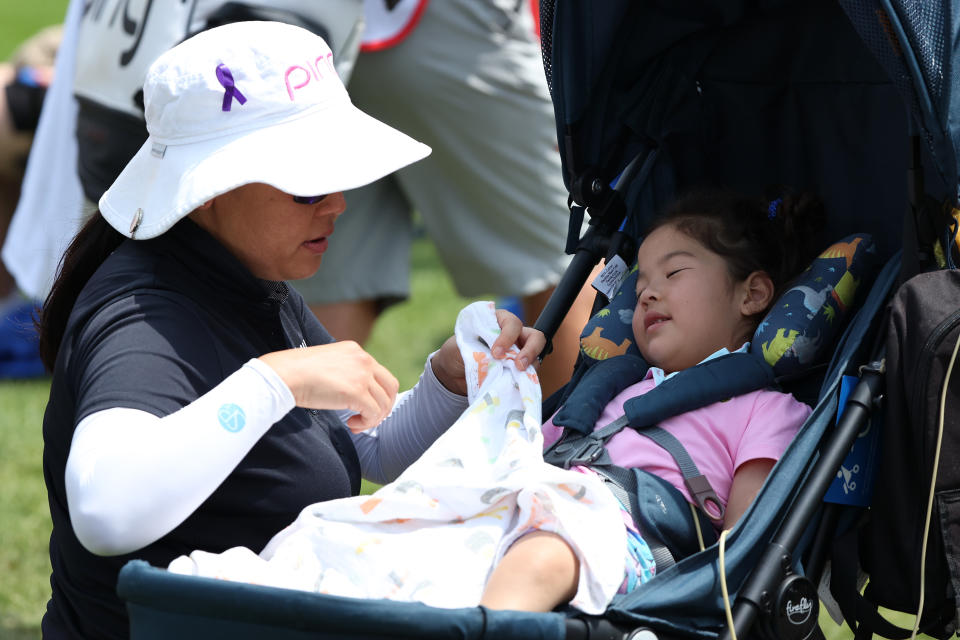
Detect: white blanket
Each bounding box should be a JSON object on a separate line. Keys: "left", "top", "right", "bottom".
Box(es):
{"left": 169, "top": 301, "right": 626, "bottom": 613}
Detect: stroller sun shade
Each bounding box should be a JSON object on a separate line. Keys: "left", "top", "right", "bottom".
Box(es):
{"left": 540, "top": 0, "right": 957, "bottom": 256}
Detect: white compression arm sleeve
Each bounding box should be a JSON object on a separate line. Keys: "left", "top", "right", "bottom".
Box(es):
{"left": 67, "top": 355, "right": 469, "bottom": 555}
{"left": 66, "top": 358, "right": 295, "bottom": 556}
{"left": 350, "top": 353, "right": 469, "bottom": 484}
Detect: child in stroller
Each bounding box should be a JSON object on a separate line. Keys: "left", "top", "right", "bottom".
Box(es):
{"left": 171, "top": 187, "right": 836, "bottom": 616}
{"left": 481, "top": 188, "right": 825, "bottom": 611}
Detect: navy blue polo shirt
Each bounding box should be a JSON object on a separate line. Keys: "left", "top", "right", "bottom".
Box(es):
{"left": 41, "top": 219, "right": 360, "bottom": 639}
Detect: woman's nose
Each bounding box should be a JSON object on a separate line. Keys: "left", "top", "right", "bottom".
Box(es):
{"left": 321, "top": 192, "right": 347, "bottom": 217}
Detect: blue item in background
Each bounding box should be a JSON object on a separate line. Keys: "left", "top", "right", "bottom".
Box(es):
{"left": 496, "top": 296, "right": 524, "bottom": 323}
{"left": 0, "top": 301, "right": 45, "bottom": 379}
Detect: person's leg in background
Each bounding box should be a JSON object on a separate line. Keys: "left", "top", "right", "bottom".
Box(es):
{"left": 0, "top": 63, "right": 32, "bottom": 305}
{"left": 0, "top": 26, "right": 60, "bottom": 307}
{"left": 299, "top": 0, "right": 589, "bottom": 397}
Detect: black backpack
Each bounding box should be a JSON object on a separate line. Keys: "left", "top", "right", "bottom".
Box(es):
{"left": 833, "top": 268, "right": 960, "bottom": 639}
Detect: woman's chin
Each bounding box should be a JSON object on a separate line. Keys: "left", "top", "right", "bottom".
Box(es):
{"left": 272, "top": 259, "right": 324, "bottom": 282}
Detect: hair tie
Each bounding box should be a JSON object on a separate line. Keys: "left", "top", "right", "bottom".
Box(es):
{"left": 767, "top": 198, "right": 782, "bottom": 220}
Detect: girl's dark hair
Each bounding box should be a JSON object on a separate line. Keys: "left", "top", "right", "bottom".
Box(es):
{"left": 650, "top": 187, "right": 827, "bottom": 302}
{"left": 37, "top": 213, "right": 125, "bottom": 372}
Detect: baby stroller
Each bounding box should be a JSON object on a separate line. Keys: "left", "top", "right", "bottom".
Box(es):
{"left": 117, "top": 1, "right": 958, "bottom": 638}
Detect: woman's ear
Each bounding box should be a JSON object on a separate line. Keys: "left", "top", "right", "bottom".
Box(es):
{"left": 740, "top": 271, "right": 775, "bottom": 316}
{"left": 186, "top": 199, "right": 214, "bottom": 229}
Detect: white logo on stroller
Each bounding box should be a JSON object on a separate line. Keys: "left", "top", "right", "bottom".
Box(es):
{"left": 836, "top": 463, "right": 860, "bottom": 494}
{"left": 655, "top": 494, "right": 667, "bottom": 514}
{"left": 786, "top": 597, "right": 813, "bottom": 624}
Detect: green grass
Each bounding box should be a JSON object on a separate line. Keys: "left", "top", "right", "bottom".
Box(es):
{"left": 0, "top": 379, "right": 54, "bottom": 639}
{"left": 0, "top": 3, "right": 67, "bottom": 61}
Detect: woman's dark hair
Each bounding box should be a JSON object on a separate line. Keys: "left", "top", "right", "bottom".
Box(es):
{"left": 37, "top": 213, "right": 125, "bottom": 371}
{"left": 650, "top": 187, "right": 827, "bottom": 304}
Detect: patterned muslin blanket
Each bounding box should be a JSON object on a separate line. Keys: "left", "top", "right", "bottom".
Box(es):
{"left": 168, "top": 301, "right": 626, "bottom": 613}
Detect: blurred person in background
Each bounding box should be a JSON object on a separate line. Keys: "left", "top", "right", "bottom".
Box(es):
{"left": 2, "top": 0, "right": 363, "bottom": 305}
{"left": 299, "top": 0, "right": 592, "bottom": 397}
{"left": 0, "top": 25, "right": 60, "bottom": 378}
{"left": 5, "top": 1, "right": 590, "bottom": 396}
{"left": 0, "top": 24, "right": 60, "bottom": 312}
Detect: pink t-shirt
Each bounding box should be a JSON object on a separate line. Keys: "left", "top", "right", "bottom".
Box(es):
{"left": 542, "top": 370, "right": 810, "bottom": 511}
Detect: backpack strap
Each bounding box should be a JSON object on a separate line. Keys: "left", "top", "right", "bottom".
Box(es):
{"left": 830, "top": 525, "right": 958, "bottom": 640}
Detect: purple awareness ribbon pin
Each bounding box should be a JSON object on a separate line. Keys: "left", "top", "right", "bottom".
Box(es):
{"left": 216, "top": 63, "right": 247, "bottom": 112}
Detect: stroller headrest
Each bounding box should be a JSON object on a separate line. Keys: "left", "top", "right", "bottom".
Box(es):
{"left": 578, "top": 233, "right": 878, "bottom": 378}
{"left": 756, "top": 233, "right": 878, "bottom": 377}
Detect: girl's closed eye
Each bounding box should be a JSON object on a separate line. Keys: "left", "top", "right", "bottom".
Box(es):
{"left": 666, "top": 267, "right": 689, "bottom": 278}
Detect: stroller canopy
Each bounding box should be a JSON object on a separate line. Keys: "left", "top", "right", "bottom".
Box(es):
{"left": 540, "top": 0, "right": 960, "bottom": 255}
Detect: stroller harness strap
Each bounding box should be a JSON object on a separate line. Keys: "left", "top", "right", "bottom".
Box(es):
{"left": 551, "top": 416, "right": 725, "bottom": 523}
{"left": 550, "top": 352, "right": 776, "bottom": 436}
{"left": 636, "top": 426, "right": 725, "bottom": 523}
{"left": 544, "top": 352, "right": 776, "bottom": 570}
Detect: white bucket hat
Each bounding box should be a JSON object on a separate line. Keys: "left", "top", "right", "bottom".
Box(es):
{"left": 99, "top": 21, "right": 431, "bottom": 240}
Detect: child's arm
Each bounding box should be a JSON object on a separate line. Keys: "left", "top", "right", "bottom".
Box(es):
{"left": 723, "top": 458, "right": 776, "bottom": 530}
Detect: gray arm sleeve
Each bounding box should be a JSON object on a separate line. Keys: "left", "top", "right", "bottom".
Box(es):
{"left": 349, "top": 352, "right": 468, "bottom": 484}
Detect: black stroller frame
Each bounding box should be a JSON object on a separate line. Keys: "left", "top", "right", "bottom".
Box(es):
{"left": 118, "top": 1, "right": 960, "bottom": 638}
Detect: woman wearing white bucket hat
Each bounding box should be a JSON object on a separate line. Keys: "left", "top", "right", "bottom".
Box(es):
{"left": 36, "top": 22, "right": 544, "bottom": 640}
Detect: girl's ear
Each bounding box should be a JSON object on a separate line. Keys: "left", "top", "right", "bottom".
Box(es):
{"left": 740, "top": 271, "right": 775, "bottom": 317}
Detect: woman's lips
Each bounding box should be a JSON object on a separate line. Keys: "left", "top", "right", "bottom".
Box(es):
{"left": 303, "top": 237, "right": 329, "bottom": 254}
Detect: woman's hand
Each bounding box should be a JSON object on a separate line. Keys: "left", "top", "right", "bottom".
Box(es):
{"left": 259, "top": 341, "right": 399, "bottom": 433}
{"left": 431, "top": 309, "right": 547, "bottom": 396}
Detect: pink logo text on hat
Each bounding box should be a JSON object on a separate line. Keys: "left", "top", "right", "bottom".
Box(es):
{"left": 284, "top": 52, "right": 337, "bottom": 101}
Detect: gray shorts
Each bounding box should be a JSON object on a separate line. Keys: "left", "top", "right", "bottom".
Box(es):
{"left": 292, "top": 0, "right": 571, "bottom": 304}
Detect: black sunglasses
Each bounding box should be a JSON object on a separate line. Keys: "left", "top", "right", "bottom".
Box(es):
{"left": 292, "top": 194, "right": 329, "bottom": 205}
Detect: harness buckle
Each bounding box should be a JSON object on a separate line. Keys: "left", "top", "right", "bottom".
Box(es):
{"left": 568, "top": 440, "right": 607, "bottom": 467}
{"left": 685, "top": 474, "right": 726, "bottom": 524}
